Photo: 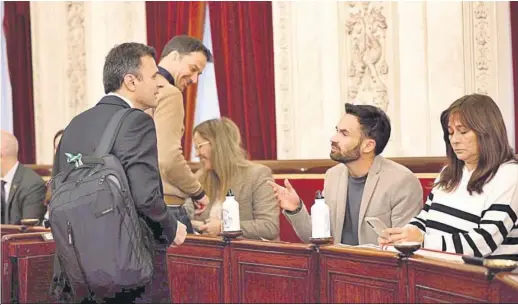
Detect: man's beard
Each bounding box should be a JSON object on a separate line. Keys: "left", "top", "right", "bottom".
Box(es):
{"left": 330, "top": 141, "right": 362, "bottom": 164}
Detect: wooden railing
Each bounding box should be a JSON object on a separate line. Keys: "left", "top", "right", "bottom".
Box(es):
{"left": 167, "top": 236, "right": 518, "bottom": 304}
{"left": 26, "top": 155, "right": 518, "bottom": 178}
{"left": 1, "top": 228, "right": 517, "bottom": 304}
{"left": 25, "top": 156, "right": 454, "bottom": 177}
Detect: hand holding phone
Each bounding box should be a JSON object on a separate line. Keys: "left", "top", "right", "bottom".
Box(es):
{"left": 365, "top": 217, "right": 389, "bottom": 238}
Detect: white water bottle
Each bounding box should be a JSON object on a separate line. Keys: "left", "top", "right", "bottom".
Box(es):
{"left": 222, "top": 189, "right": 241, "bottom": 232}
{"left": 311, "top": 190, "right": 331, "bottom": 238}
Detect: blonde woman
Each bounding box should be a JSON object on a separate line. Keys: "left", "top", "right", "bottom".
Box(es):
{"left": 184, "top": 117, "right": 280, "bottom": 240}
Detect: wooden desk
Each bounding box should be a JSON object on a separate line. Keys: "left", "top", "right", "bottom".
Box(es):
{"left": 407, "top": 254, "right": 499, "bottom": 303}
{"left": 495, "top": 272, "right": 518, "bottom": 303}
{"left": 1, "top": 225, "right": 49, "bottom": 237}
{"left": 319, "top": 245, "right": 406, "bottom": 303}
{"left": 166, "top": 237, "right": 319, "bottom": 303}
{"left": 229, "top": 239, "right": 318, "bottom": 303}
{"left": 166, "top": 235, "right": 228, "bottom": 303}
{"left": 2, "top": 231, "right": 517, "bottom": 303}
{"left": 167, "top": 237, "right": 518, "bottom": 304}
{"left": 1, "top": 232, "right": 55, "bottom": 304}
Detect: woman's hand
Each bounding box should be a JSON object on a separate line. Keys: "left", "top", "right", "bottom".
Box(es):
{"left": 378, "top": 225, "right": 424, "bottom": 246}
{"left": 191, "top": 220, "right": 205, "bottom": 233}
{"left": 198, "top": 218, "right": 222, "bottom": 237}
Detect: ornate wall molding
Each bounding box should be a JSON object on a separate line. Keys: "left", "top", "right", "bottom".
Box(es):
{"left": 463, "top": 1, "right": 493, "bottom": 96}
{"left": 345, "top": 1, "right": 389, "bottom": 111}
{"left": 66, "top": 1, "right": 86, "bottom": 114}
{"left": 473, "top": 1, "right": 491, "bottom": 95}
{"left": 273, "top": 1, "right": 514, "bottom": 158}
{"left": 272, "top": 2, "right": 295, "bottom": 159}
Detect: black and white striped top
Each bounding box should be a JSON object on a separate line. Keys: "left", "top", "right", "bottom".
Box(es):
{"left": 409, "top": 162, "right": 518, "bottom": 260}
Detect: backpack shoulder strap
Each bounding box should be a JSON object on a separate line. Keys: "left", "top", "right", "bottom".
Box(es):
{"left": 94, "top": 108, "right": 137, "bottom": 157}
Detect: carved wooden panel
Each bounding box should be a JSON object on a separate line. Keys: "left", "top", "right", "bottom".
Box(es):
{"left": 17, "top": 255, "right": 54, "bottom": 303}
{"left": 2, "top": 236, "right": 14, "bottom": 303}
{"left": 1, "top": 233, "right": 55, "bottom": 304}
{"left": 328, "top": 272, "right": 399, "bottom": 303}
{"left": 166, "top": 236, "right": 227, "bottom": 303}
{"left": 231, "top": 241, "right": 318, "bottom": 303}
{"left": 1, "top": 232, "right": 517, "bottom": 304}
{"left": 496, "top": 274, "right": 518, "bottom": 303}
{"left": 320, "top": 247, "right": 406, "bottom": 303}
{"left": 414, "top": 286, "right": 487, "bottom": 304}
{"left": 407, "top": 257, "right": 495, "bottom": 303}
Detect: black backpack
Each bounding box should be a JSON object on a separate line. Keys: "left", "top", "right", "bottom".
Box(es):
{"left": 49, "top": 109, "right": 154, "bottom": 299}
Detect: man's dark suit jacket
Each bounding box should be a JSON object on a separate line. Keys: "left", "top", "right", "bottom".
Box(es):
{"left": 3, "top": 164, "right": 46, "bottom": 224}
{"left": 52, "top": 95, "right": 178, "bottom": 247}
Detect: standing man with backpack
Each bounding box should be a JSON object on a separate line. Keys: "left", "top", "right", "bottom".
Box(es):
{"left": 50, "top": 42, "right": 185, "bottom": 303}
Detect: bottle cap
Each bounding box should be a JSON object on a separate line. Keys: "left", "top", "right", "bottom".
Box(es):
{"left": 315, "top": 190, "right": 324, "bottom": 199}
{"left": 226, "top": 189, "right": 234, "bottom": 197}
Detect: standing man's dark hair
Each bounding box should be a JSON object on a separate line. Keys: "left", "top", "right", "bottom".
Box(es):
{"left": 160, "top": 35, "right": 213, "bottom": 62}
{"left": 103, "top": 43, "right": 156, "bottom": 94}
{"left": 344, "top": 103, "right": 391, "bottom": 155}
{"left": 99, "top": 42, "right": 160, "bottom": 111}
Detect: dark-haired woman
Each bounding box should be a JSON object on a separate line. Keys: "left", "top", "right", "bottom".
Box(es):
{"left": 380, "top": 94, "right": 518, "bottom": 260}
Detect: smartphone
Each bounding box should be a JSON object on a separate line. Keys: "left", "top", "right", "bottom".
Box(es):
{"left": 365, "top": 217, "right": 388, "bottom": 238}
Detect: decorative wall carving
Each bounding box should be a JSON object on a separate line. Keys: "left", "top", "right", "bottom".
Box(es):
{"left": 273, "top": 2, "right": 295, "bottom": 158}
{"left": 473, "top": 1, "right": 490, "bottom": 95}
{"left": 66, "top": 1, "right": 86, "bottom": 113}
{"left": 345, "top": 1, "right": 389, "bottom": 110}
{"left": 273, "top": 1, "right": 513, "bottom": 158}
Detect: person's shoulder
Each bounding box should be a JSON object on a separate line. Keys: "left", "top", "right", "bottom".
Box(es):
{"left": 161, "top": 83, "right": 182, "bottom": 96}
{"left": 154, "top": 87, "right": 184, "bottom": 116}
{"left": 248, "top": 163, "right": 273, "bottom": 177}
{"left": 126, "top": 108, "right": 154, "bottom": 124}
{"left": 492, "top": 161, "right": 518, "bottom": 183}
{"left": 380, "top": 156, "right": 414, "bottom": 175}
{"left": 325, "top": 163, "right": 347, "bottom": 177}
{"left": 19, "top": 165, "right": 45, "bottom": 186}
{"left": 115, "top": 109, "right": 156, "bottom": 141}
{"left": 378, "top": 157, "right": 421, "bottom": 188}
{"left": 157, "top": 79, "right": 182, "bottom": 101}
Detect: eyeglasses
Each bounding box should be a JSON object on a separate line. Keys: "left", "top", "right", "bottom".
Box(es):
{"left": 194, "top": 141, "right": 210, "bottom": 151}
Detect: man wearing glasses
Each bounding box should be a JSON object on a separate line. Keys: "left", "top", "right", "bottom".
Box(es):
{"left": 147, "top": 35, "right": 213, "bottom": 234}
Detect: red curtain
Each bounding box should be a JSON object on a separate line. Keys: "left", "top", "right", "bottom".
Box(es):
{"left": 209, "top": 2, "right": 277, "bottom": 160}
{"left": 145, "top": 1, "right": 206, "bottom": 160}
{"left": 3, "top": 2, "right": 36, "bottom": 164}
{"left": 511, "top": 1, "right": 518, "bottom": 153}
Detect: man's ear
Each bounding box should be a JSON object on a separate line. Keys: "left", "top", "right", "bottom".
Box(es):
{"left": 170, "top": 50, "right": 180, "bottom": 62}
{"left": 362, "top": 139, "right": 376, "bottom": 154}
{"left": 122, "top": 74, "right": 137, "bottom": 92}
